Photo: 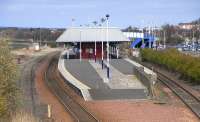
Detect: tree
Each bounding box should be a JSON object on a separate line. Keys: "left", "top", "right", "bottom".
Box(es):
{"left": 0, "top": 39, "right": 19, "bottom": 118}
{"left": 101, "top": 18, "right": 106, "bottom": 24}
{"left": 161, "top": 24, "right": 185, "bottom": 45}
{"left": 92, "top": 21, "right": 98, "bottom": 26}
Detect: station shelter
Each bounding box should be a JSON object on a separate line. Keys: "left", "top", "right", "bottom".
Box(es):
{"left": 56, "top": 27, "right": 130, "bottom": 59}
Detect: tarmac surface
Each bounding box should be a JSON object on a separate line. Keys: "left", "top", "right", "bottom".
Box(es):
{"left": 110, "top": 59, "right": 135, "bottom": 75}
{"left": 64, "top": 59, "right": 109, "bottom": 89}
{"left": 89, "top": 89, "right": 147, "bottom": 100}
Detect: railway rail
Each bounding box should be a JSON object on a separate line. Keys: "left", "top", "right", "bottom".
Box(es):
{"left": 44, "top": 54, "right": 99, "bottom": 122}
{"left": 131, "top": 57, "right": 200, "bottom": 119}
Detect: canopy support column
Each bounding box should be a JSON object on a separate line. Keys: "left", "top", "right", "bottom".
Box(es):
{"left": 80, "top": 42, "right": 82, "bottom": 61}
{"left": 95, "top": 41, "right": 96, "bottom": 62}
{"left": 117, "top": 46, "right": 119, "bottom": 59}
{"left": 80, "top": 30, "right": 82, "bottom": 62}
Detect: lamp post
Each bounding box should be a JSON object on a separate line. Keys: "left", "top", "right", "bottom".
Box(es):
{"left": 101, "top": 25, "right": 104, "bottom": 69}
{"left": 106, "top": 14, "right": 110, "bottom": 78}
{"left": 101, "top": 18, "right": 106, "bottom": 69}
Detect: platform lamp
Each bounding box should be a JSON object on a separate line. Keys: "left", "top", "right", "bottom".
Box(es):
{"left": 100, "top": 18, "right": 106, "bottom": 69}
{"left": 106, "top": 14, "right": 110, "bottom": 79}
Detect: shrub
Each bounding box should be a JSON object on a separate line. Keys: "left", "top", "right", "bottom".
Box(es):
{"left": 140, "top": 48, "right": 200, "bottom": 84}
{"left": 0, "top": 40, "right": 20, "bottom": 118}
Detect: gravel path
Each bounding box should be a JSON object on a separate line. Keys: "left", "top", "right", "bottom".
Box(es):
{"left": 84, "top": 85, "right": 199, "bottom": 122}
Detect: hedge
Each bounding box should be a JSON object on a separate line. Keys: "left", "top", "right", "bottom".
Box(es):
{"left": 140, "top": 48, "right": 200, "bottom": 84}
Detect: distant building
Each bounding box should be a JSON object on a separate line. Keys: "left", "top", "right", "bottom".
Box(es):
{"left": 178, "top": 23, "right": 196, "bottom": 30}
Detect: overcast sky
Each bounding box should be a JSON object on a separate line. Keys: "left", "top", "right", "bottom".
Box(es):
{"left": 1, "top": 0, "right": 200, "bottom": 28}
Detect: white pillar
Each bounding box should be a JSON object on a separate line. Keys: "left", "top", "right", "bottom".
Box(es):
{"left": 80, "top": 42, "right": 82, "bottom": 61}
{"left": 101, "top": 26, "right": 104, "bottom": 69}
{"left": 80, "top": 30, "right": 82, "bottom": 61}
{"left": 95, "top": 40, "right": 96, "bottom": 61}
{"left": 67, "top": 50, "right": 69, "bottom": 59}
{"left": 102, "top": 40, "right": 103, "bottom": 60}
{"left": 117, "top": 47, "right": 119, "bottom": 59}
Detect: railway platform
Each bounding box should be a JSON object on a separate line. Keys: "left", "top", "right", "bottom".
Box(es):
{"left": 58, "top": 51, "right": 156, "bottom": 101}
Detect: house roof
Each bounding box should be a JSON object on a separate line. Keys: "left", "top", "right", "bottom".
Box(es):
{"left": 56, "top": 27, "right": 130, "bottom": 42}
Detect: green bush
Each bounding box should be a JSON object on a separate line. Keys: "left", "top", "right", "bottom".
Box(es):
{"left": 140, "top": 48, "right": 200, "bottom": 84}
{"left": 0, "top": 40, "right": 20, "bottom": 118}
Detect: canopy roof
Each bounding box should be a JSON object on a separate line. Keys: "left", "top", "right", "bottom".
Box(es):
{"left": 56, "top": 27, "right": 130, "bottom": 42}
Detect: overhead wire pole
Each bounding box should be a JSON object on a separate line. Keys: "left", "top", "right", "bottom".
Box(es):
{"left": 148, "top": 25, "right": 151, "bottom": 48}
{"left": 164, "top": 30, "right": 166, "bottom": 49}
{"left": 106, "top": 14, "right": 110, "bottom": 79}
{"left": 152, "top": 24, "right": 155, "bottom": 49}
{"left": 141, "top": 28, "right": 144, "bottom": 48}
{"left": 141, "top": 20, "right": 144, "bottom": 48}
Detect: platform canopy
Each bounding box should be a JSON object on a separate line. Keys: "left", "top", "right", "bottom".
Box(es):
{"left": 56, "top": 27, "right": 130, "bottom": 42}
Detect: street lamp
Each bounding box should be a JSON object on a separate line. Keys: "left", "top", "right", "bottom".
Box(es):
{"left": 106, "top": 14, "right": 110, "bottom": 78}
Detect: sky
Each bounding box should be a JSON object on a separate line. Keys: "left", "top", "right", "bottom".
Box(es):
{"left": 0, "top": 0, "right": 200, "bottom": 28}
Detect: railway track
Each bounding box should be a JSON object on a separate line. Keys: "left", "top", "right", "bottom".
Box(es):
{"left": 131, "top": 57, "right": 200, "bottom": 119}
{"left": 44, "top": 54, "right": 99, "bottom": 122}
{"left": 19, "top": 55, "right": 46, "bottom": 114}
{"left": 157, "top": 72, "right": 200, "bottom": 119}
